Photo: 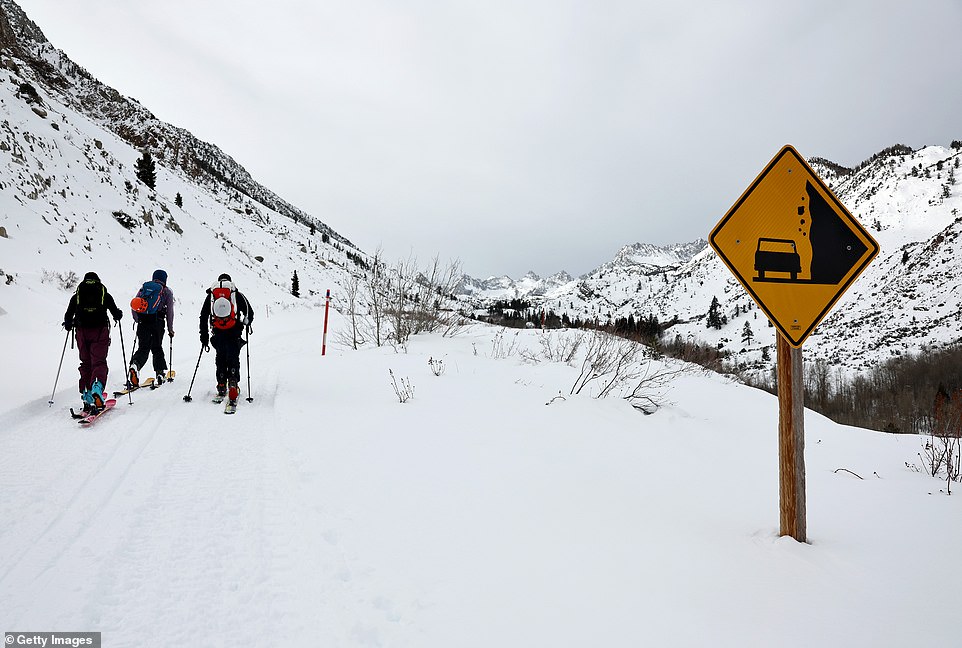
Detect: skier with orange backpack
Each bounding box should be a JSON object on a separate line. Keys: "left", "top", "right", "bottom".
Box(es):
{"left": 198, "top": 273, "right": 254, "bottom": 408}
{"left": 128, "top": 269, "right": 175, "bottom": 388}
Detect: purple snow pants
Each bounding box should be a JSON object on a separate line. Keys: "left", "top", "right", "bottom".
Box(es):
{"left": 75, "top": 326, "right": 111, "bottom": 392}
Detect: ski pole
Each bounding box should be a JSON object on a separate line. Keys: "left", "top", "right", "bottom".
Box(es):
{"left": 117, "top": 319, "right": 133, "bottom": 405}
{"left": 183, "top": 344, "right": 205, "bottom": 402}
{"left": 169, "top": 335, "right": 174, "bottom": 381}
{"left": 245, "top": 325, "right": 253, "bottom": 402}
{"left": 48, "top": 328, "right": 71, "bottom": 406}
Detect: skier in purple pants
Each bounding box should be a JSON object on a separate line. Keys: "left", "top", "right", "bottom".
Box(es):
{"left": 62, "top": 272, "right": 123, "bottom": 412}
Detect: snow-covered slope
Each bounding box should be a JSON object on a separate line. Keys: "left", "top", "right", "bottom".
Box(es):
{"left": 0, "top": 0, "right": 350, "bottom": 248}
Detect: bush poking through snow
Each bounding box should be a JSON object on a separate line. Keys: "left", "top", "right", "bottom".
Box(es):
{"left": 490, "top": 328, "right": 520, "bottom": 359}
{"left": 40, "top": 269, "right": 79, "bottom": 291}
{"left": 918, "top": 385, "right": 962, "bottom": 494}
{"left": 570, "top": 330, "right": 686, "bottom": 414}
{"left": 389, "top": 369, "right": 415, "bottom": 403}
{"left": 534, "top": 330, "right": 583, "bottom": 365}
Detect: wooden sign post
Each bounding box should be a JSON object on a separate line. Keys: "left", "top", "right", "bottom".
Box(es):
{"left": 777, "top": 334, "right": 806, "bottom": 542}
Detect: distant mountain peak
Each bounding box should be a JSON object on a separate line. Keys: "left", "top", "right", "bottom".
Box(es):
{"left": 599, "top": 239, "right": 708, "bottom": 273}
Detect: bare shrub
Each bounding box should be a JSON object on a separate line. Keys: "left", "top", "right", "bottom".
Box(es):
{"left": 490, "top": 328, "right": 521, "bottom": 360}
{"left": 537, "top": 330, "right": 584, "bottom": 365}
{"left": 365, "top": 248, "right": 389, "bottom": 347}
{"left": 387, "top": 254, "right": 465, "bottom": 346}
{"left": 389, "top": 369, "right": 415, "bottom": 403}
{"left": 340, "top": 250, "right": 465, "bottom": 350}
{"left": 919, "top": 386, "right": 962, "bottom": 494}
{"left": 428, "top": 357, "right": 445, "bottom": 377}
{"left": 41, "top": 269, "right": 79, "bottom": 290}
{"left": 571, "top": 330, "right": 686, "bottom": 414}
{"left": 387, "top": 255, "right": 418, "bottom": 346}
{"left": 335, "top": 271, "right": 366, "bottom": 350}
{"left": 409, "top": 255, "right": 464, "bottom": 336}
{"left": 622, "top": 361, "right": 689, "bottom": 414}
{"left": 570, "top": 331, "right": 640, "bottom": 396}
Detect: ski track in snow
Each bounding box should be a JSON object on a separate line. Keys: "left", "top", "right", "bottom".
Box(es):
{"left": 0, "top": 316, "right": 407, "bottom": 646}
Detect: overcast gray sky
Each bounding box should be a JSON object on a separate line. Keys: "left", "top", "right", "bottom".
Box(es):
{"left": 20, "top": 0, "right": 962, "bottom": 278}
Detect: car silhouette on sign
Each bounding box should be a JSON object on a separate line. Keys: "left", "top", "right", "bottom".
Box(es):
{"left": 754, "top": 238, "right": 801, "bottom": 281}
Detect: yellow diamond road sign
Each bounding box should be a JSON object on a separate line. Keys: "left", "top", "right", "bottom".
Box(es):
{"left": 709, "top": 145, "right": 879, "bottom": 347}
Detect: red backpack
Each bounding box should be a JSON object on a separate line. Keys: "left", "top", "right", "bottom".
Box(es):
{"left": 210, "top": 279, "right": 239, "bottom": 330}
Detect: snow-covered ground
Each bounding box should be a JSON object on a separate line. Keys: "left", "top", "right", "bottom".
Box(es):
{"left": 1, "top": 304, "right": 960, "bottom": 647}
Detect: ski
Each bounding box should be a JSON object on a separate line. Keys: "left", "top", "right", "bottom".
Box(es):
{"left": 76, "top": 398, "right": 117, "bottom": 425}
{"left": 113, "top": 377, "right": 154, "bottom": 396}
{"left": 149, "top": 370, "right": 177, "bottom": 389}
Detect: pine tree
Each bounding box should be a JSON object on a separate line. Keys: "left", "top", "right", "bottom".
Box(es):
{"left": 175, "top": 192, "right": 183, "bottom": 208}
{"left": 291, "top": 270, "right": 300, "bottom": 298}
{"left": 741, "top": 321, "right": 754, "bottom": 345}
{"left": 707, "top": 296, "right": 723, "bottom": 330}
{"left": 135, "top": 151, "right": 156, "bottom": 189}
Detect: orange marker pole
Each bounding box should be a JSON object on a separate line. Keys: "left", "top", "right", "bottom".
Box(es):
{"left": 322, "top": 289, "right": 331, "bottom": 356}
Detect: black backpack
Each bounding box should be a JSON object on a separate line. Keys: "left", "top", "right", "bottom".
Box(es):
{"left": 75, "top": 278, "right": 106, "bottom": 316}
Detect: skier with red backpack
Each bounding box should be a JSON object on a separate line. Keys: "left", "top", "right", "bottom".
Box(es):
{"left": 128, "top": 269, "right": 175, "bottom": 388}
{"left": 62, "top": 272, "right": 124, "bottom": 412}
{"left": 199, "top": 273, "right": 254, "bottom": 406}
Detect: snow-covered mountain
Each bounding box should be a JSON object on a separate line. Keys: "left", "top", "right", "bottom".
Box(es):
{"left": 597, "top": 239, "right": 707, "bottom": 272}
{"left": 458, "top": 145, "right": 962, "bottom": 378}
{"left": 454, "top": 270, "right": 575, "bottom": 300}
{"left": 455, "top": 241, "right": 705, "bottom": 303}
{"left": 0, "top": 0, "right": 350, "bottom": 249}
